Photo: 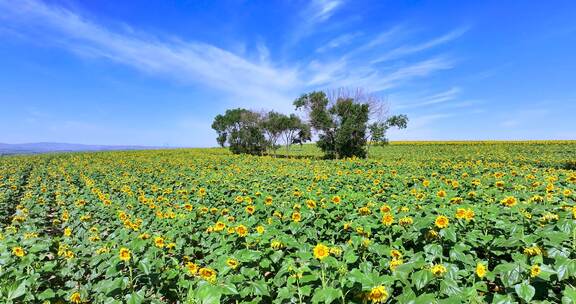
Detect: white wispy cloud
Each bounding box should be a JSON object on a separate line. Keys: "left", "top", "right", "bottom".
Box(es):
{"left": 316, "top": 32, "right": 362, "bottom": 53}
{"left": 371, "top": 27, "right": 468, "bottom": 64}
{"left": 309, "top": 0, "right": 344, "bottom": 22}
{"left": 395, "top": 87, "right": 461, "bottom": 109}
{"left": 0, "top": 0, "right": 464, "bottom": 111}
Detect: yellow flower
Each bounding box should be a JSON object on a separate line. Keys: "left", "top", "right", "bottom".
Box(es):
{"left": 366, "top": 285, "right": 388, "bottom": 303}
{"left": 271, "top": 240, "right": 283, "bottom": 250}
{"left": 199, "top": 267, "right": 217, "bottom": 282}
{"left": 399, "top": 216, "right": 413, "bottom": 226}
{"left": 476, "top": 263, "right": 487, "bottom": 278}
{"left": 495, "top": 181, "right": 505, "bottom": 188}
{"left": 501, "top": 196, "right": 517, "bottom": 207}
{"left": 245, "top": 205, "right": 255, "bottom": 215}
{"left": 64, "top": 227, "right": 72, "bottom": 237}
{"left": 381, "top": 213, "right": 394, "bottom": 226}
{"left": 390, "top": 250, "right": 402, "bottom": 259}
{"left": 154, "top": 236, "right": 165, "bottom": 248}
{"left": 530, "top": 264, "right": 541, "bottom": 278}
{"left": 358, "top": 206, "right": 371, "bottom": 215}
{"left": 313, "top": 243, "right": 330, "bottom": 260}
{"left": 455, "top": 208, "right": 467, "bottom": 219}
{"left": 464, "top": 209, "right": 475, "bottom": 221}
{"left": 292, "top": 211, "right": 302, "bottom": 222}
{"left": 437, "top": 190, "right": 447, "bottom": 198}
{"left": 213, "top": 221, "right": 226, "bottom": 232}
{"left": 331, "top": 195, "right": 341, "bottom": 204}
{"left": 380, "top": 204, "right": 391, "bottom": 213}
{"left": 431, "top": 264, "right": 447, "bottom": 277}
{"left": 70, "top": 292, "right": 82, "bottom": 304}
{"left": 390, "top": 258, "right": 404, "bottom": 271}
{"left": 306, "top": 199, "right": 316, "bottom": 209}
{"left": 226, "top": 258, "right": 239, "bottom": 269}
{"left": 12, "top": 246, "right": 25, "bottom": 257}
{"left": 186, "top": 262, "right": 198, "bottom": 275}
{"left": 236, "top": 225, "right": 248, "bottom": 237}
{"left": 435, "top": 215, "right": 449, "bottom": 229}
{"left": 524, "top": 246, "right": 543, "bottom": 256}
{"left": 256, "top": 225, "right": 265, "bottom": 234}
{"left": 119, "top": 247, "right": 131, "bottom": 262}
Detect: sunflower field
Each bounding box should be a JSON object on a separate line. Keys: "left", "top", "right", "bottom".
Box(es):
{"left": 1, "top": 141, "right": 575, "bottom": 303}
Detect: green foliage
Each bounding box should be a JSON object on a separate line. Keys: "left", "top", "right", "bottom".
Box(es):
{"left": 213, "top": 109, "right": 310, "bottom": 156}
{"left": 211, "top": 108, "right": 267, "bottom": 155}
{"left": 295, "top": 91, "right": 406, "bottom": 159}
{"left": 0, "top": 142, "right": 575, "bottom": 303}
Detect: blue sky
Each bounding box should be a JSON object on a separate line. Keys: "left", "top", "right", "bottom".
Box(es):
{"left": 0, "top": 0, "right": 575, "bottom": 146}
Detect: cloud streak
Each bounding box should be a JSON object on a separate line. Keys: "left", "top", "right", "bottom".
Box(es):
{"left": 0, "top": 0, "right": 464, "bottom": 110}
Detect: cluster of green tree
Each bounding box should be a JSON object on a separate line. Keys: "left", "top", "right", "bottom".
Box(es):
{"left": 212, "top": 89, "right": 408, "bottom": 159}
{"left": 211, "top": 109, "right": 311, "bottom": 156}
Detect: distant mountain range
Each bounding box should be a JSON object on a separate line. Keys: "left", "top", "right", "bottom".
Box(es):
{"left": 0, "top": 142, "right": 164, "bottom": 155}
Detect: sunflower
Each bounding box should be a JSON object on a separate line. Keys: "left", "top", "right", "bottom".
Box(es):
{"left": 12, "top": 246, "right": 25, "bottom": 257}
{"left": 435, "top": 215, "right": 449, "bottom": 229}
{"left": 381, "top": 213, "right": 394, "bottom": 226}
{"left": 399, "top": 216, "right": 413, "bottom": 226}
{"left": 431, "top": 264, "right": 447, "bottom": 277}
{"left": 70, "top": 292, "right": 82, "bottom": 304}
{"left": 476, "top": 262, "right": 487, "bottom": 278}
{"left": 313, "top": 243, "right": 330, "bottom": 260}
{"left": 437, "top": 190, "right": 447, "bottom": 198}
{"left": 366, "top": 285, "right": 388, "bottom": 303}
{"left": 199, "top": 267, "right": 217, "bottom": 282}
{"left": 389, "top": 258, "right": 404, "bottom": 271}
{"left": 186, "top": 262, "right": 198, "bottom": 275}
{"left": 64, "top": 227, "right": 72, "bottom": 237}
{"left": 455, "top": 208, "right": 467, "bottom": 219}
{"left": 256, "top": 225, "right": 265, "bottom": 234}
{"left": 235, "top": 225, "right": 248, "bottom": 237}
{"left": 306, "top": 199, "right": 316, "bottom": 209}
{"left": 271, "top": 240, "right": 283, "bottom": 250}
{"left": 358, "top": 206, "right": 371, "bottom": 215}
{"left": 264, "top": 196, "right": 273, "bottom": 206}
{"left": 380, "top": 204, "right": 391, "bottom": 213}
{"left": 530, "top": 264, "right": 541, "bottom": 278}
{"left": 119, "top": 247, "right": 131, "bottom": 262}
{"left": 226, "top": 258, "right": 239, "bottom": 269}
{"left": 390, "top": 250, "right": 402, "bottom": 259}
{"left": 331, "top": 195, "right": 341, "bottom": 204}
{"left": 291, "top": 211, "right": 302, "bottom": 222}
{"left": 501, "top": 196, "right": 517, "bottom": 207}
{"left": 213, "top": 221, "right": 226, "bottom": 232}
{"left": 245, "top": 205, "right": 255, "bottom": 215}
{"left": 464, "top": 209, "right": 475, "bottom": 221}
{"left": 154, "top": 236, "right": 165, "bottom": 248}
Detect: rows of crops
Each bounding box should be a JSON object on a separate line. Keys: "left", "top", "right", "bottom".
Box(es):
{"left": 1, "top": 142, "right": 575, "bottom": 303}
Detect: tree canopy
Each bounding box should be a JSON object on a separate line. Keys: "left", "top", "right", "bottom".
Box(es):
{"left": 212, "top": 89, "right": 408, "bottom": 158}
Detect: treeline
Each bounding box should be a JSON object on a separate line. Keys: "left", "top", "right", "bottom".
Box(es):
{"left": 212, "top": 89, "right": 408, "bottom": 159}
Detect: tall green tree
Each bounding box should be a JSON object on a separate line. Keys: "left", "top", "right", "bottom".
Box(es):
{"left": 367, "top": 114, "right": 409, "bottom": 155}
{"left": 294, "top": 90, "right": 407, "bottom": 159}
{"left": 260, "top": 111, "right": 286, "bottom": 155}
{"left": 211, "top": 108, "right": 267, "bottom": 155}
